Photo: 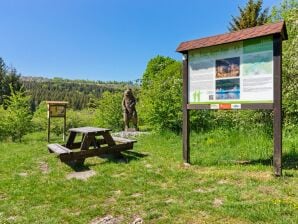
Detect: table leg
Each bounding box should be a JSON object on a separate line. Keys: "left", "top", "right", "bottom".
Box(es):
{"left": 101, "top": 131, "right": 123, "bottom": 157}
{"left": 66, "top": 131, "right": 76, "bottom": 148}
{"left": 76, "top": 133, "right": 95, "bottom": 165}
{"left": 102, "top": 132, "right": 116, "bottom": 146}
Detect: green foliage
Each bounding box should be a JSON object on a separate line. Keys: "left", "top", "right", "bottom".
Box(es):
{"left": 228, "top": 0, "right": 269, "bottom": 31}
{"left": 270, "top": 0, "right": 298, "bottom": 129}
{"left": 1, "top": 85, "right": 33, "bottom": 142}
{"left": 0, "top": 57, "right": 22, "bottom": 105}
{"left": 31, "top": 101, "right": 48, "bottom": 131}
{"left": 0, "top": 107, "right": 8, "bottom": 140}
{"left": 94, "top": 91, "right": 123, "bottom": 130}
{"left": 141, "top": 55, "right": 178, "bottom": 90}
{"left": 139, "top": 56, "right": 183, "bottom": 132}
{"left": 190, "top": 110, "right": 215, "bottom": 132}
{"left": 22, "top": 76, "right": 136, "bottom": 111}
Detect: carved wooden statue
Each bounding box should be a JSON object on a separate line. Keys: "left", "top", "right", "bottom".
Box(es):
{"left": 122, "top": 88, "right": 138, "bottom": 131}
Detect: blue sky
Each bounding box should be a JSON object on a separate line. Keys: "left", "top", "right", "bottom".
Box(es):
{"left": 0, "top": 0, "right": 281, "bottom": 81}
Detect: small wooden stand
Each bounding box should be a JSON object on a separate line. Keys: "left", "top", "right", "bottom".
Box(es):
{"left": 46, "top": 101, "right": 68, "bottom": 143}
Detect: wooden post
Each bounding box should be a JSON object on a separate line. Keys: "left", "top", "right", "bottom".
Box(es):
{"left": 63, "top": 112, "right": 66, "bottom": 142}
{"left": 273, "top": 34, "right": 282, "bottom": 176}
{"left": 182, "top": 53, "right": 190, "bottom": 163}
{"left": 47, "top": 115, "right": 51, "bottom": 143}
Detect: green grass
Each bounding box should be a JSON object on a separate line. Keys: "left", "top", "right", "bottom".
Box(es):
{"left": 0, "top": 129, "right": 297, "bottom": 223}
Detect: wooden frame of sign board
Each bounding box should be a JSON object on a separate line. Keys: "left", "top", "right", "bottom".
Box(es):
{"left": 46, "top": 101, "right": 68, "bottom": 143}
{"left": 176, "top": 21, "right": 288, "bottom": 176}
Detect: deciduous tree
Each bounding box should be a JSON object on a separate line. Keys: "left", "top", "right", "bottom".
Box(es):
{"left": 270, "top": 0, "right": 298, "bottom": 128}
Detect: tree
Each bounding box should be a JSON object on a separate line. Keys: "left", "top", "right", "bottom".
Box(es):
{"left": 139, "top": 56, "right": 183, "bottom": 132}
{"left": 229, "top": 0, "right": 269, "bottom": 31}
{"left": 0, "top": 58, "right": 7, "bottom": 105}
{"left": 270, "top": 0, "right": 298, "bottom": 128}
{"left": 0, "top": 57, "right": 21, "bottom": 105}
{"left": 4, "top": 85, "right": 33, "bottom": 142}
{"left": 141, "top": 56, "right": 178, "bottom": 90}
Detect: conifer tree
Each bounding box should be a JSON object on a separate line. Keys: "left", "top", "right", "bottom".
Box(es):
{"left": 229, "top": 0, "right": 269, "bottom": 31}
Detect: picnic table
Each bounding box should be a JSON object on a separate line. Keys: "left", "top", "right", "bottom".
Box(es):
{"left": 47, "top": 127, "right": 136, "bottom": 164}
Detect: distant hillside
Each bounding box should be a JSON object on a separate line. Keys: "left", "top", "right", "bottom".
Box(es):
{"left": 21, "top": 76, "right": 137, "bottom": 110}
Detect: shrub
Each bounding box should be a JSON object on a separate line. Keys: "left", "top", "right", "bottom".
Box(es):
{"left": 94, "top": 91, "right": 123, "bottom": 130}
{"left": 139, "top": 56, "right": 183, "bottom": 132}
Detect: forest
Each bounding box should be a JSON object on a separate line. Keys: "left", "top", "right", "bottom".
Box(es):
{"left": 21, "top": 76, "right": 135, "bottom": 111}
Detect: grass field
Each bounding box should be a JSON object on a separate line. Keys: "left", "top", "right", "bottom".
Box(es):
{"left": 0, "top": 129, "right": 297, "bottom": 223}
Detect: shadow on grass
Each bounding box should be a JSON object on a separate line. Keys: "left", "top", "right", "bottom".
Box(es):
{"left": 63, "top": 151, "right": 148, "bottom": 171}
{"left": 64, "top": 161, "right": 93, "bottom": 172}
{"left": 99, "top": 151, "right": 148, "bottom": 164}
{"left": 64, "top": 161, "right": 91, "bottom": 172}
{"left": 240, "top": 150, "right": 298, "bottom": 170}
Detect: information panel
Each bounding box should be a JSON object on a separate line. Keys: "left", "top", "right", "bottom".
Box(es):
{"left": 188, "top": 36, "right": 273, "bottom": 104}
{"left": 48, "top": 105, "right": 66, "bottom": 117}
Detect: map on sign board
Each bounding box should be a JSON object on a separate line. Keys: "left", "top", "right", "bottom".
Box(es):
{"left": 48, "top": 105, "right": 66, "bottom": 117}
{"left": 188, "top": 36, "right": 273, "bottom": 104}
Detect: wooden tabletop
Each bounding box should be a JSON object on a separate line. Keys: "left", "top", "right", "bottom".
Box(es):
{"left": 69, "top": 127, "right": 111, "bottom": 134}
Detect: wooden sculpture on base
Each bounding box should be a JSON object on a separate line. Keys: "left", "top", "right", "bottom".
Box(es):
{"left": 122, "top": 88, "right": 138, "bottom": 131}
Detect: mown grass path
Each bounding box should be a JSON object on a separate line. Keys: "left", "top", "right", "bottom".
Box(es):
{"left": 0, "top": 130, "right": 297, "bottom": 223}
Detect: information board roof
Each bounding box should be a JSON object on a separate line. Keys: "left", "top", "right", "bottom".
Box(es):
{"left": 176, "top": 21, "right": 287, "bottom": 53}
{"left": 46, "top": 101, "right": 68, "bottom": 105}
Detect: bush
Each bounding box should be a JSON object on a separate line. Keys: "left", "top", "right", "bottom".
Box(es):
{"left": 94, "top": 91, "right": 123, "bottom": 130}
{"left": 139, "top": 56, "right": 183, "bottom": 132}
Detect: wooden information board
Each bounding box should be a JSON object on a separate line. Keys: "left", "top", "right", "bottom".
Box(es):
{"left": 176, "top": 22, "right": 288, "bottom": 176}
{"left": 46, "top": 101, "right": 68, "bottom": 142}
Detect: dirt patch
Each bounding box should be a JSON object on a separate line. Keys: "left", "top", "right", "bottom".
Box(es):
{"left": 246, "top": 171, "right": 273, "bottom": 181}
{"left": 112, "top": 190, "right": 122, "bottom": 195}
{"left": 131, "top": 193, "right": 143, "bottom": 198}
{"left": 38, "top": 162, "right": 50, "bottom": 174}
{"left": 18, "top": 172, "right": 28, "bottom": 177}
{"left": 213, "top": 198, "right": 224, "bottom": 208}
{"left": 183, "top": 162, "right": 191, "bottom": 168}
{"left": 165, "top": 198, "right": 176, "bottom": 204}
{"left": 66, "top": 170, "right": 96, "bottom": 181}
{"left": 131, "top": 217, "right": 143, "bottom": 224}
{"left": 145, "top": 163, "right": 152, "bottom": 168}
{"left": 258, "top": 186, "right": 278, "bottom": 195}
{"left": 111, "top": 173, "right": 126, "bottom": 178}
{"left": 194, "top": 188, "right": 216, "bottom": 193}
{"left": 7, "top": 216, "right": 17, "bottom": 222}
{"left": 218, "top": 179, "right": 229, "bottom": 185}
{"left": 90, "top": 215, "right": 122, "bottom": 224}
{"left": 112, "top": 131, "right": 149, "bottom": 138}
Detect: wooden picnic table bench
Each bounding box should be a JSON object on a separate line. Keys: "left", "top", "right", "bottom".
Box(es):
{"left": 48, "top": 126, "right": 136, "bottom": 164}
